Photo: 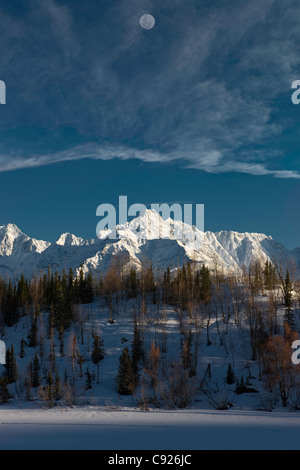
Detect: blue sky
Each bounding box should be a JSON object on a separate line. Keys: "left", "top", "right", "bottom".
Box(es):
{"left": 0, "top": 0, "right": 300, "bottom": 248}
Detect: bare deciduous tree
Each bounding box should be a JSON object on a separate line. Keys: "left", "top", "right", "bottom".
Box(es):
{"left": 259, "top": 323, "right": 300, "bottom": 407}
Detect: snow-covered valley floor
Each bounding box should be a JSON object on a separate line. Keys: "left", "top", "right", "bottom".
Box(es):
{"left": 0, "top": 406, "right": 300, "bottom": 450}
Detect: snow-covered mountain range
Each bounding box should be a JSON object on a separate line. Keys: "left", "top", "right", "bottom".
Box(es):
{"left": 0, "top": 210, "right": 299, "bottom": 280}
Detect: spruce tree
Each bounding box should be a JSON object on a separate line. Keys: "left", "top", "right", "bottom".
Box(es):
{"left": 4, "top": 281, "right": 18, "bottom": 326}
{"left": 54, "top": 372, "right": 61, "bottom": 401}
{"left": 131, "top": 323, "right": 144, "bottom": 387}
{"left": 47, "top": 370, "right": 54, "bottom": 387}
{"left": 50, "top": 278, "right": 71, "bottom": 332}
{"left": 226, "top": 363, "right": 235, "bottom": 385}
{"left": 116, "top": 347, "right": 134, "bottom": 395}
{"left": 91, "top": 334, "right": 105, "bottom": 364}
{"left": 284, "top": 271, "right": 293, "bottom": 310}
{"left": 284, "top": 270, "right": 295, "bottom": 329}
{"left": 85, "top": 368, "right": 92, "bottom": 390}
{"left": 199, "top": 265, "right": 212, "bottom": 304}
{"left": 5, "top": 345, "right": 18, "bottom": 384}
{"left": 85, "top": 271, "right": 94, "bottom": 304}
{"left": 64, "top": 368, "right": 68, "bottom": 385}
{"left": 19, "top": 338, "right": 26, "bottom": 358}
{"left": 78, "top": 267, "right": 87, "bottom": 303}
{"left": 163, "top": 266, "right": 172, "bottom": 303}
{"left": 32, "top": 352, "right": 41, "bottom": 388}
{"left": 127, "top": 268, "right": 138, "bottom": 298}
{"left": 263, "top": 261, "right": 276, "bottom": 290}
{"left": 17, "top": 274, "right": 28, "bottom": 311}
{"left": 0, "top": 378, "right": 11, "bottom": 404}
{"left": 28, "top": 307, "right": 39, "bottom": 347}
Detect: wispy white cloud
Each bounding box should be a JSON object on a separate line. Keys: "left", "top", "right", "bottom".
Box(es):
{"left": 0, "top": 142, "right": 299, "bottom": 179}
{"left": 0, "top": 144, "right": 171, "bottom": 173}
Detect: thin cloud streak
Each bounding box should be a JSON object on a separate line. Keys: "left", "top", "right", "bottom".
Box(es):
{"left": 0, "top": 143, "right": 299, "bottom": 179}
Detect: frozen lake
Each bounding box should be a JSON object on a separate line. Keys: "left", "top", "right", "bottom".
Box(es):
{"left": 0, "top": 406, "right": 300, "bottom": 450}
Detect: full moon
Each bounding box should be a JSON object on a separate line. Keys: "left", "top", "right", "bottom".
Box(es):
{"left": 139, "top": 14, "right": 155, "bottom": 30}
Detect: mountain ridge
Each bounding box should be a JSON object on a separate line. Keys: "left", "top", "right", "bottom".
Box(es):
{"left": 0, "top": 210, "right": 298, "bottom": 280}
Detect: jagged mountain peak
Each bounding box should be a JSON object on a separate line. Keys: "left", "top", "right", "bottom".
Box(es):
{"left": 0, "top": 223, "right": 50, "bottom": 260}
{"left": 0, "top": 222, "right": 24, "bottom": 237}
{"left": 113, "top": 208, "right": 203, "bottom": 244}
{"left": 56, "top": 232, "right": 86, "bottom": 247}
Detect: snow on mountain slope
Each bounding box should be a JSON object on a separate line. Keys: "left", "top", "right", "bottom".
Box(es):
{"left": 55, "top": 233, "right": 86, "bottom": 247}
{"left": 0, "top": 211, "right": 298, "bottom": 280}
{"left": 0, "top": 224, "right": 50, "bottom": 277}
{"left": 34, "top": 238, "right": 110, "bottom": 277}
{"left": 205, "top": 230, "right": 291, "bottom": 273}
{"left": 291, "top": 247, "right": 300, "bottom": 273}
{"left": 0, "top": 224, "right": 49, "bottom": 256}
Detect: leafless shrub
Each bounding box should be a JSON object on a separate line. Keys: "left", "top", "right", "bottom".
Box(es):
{"left": 164, "top": 366, "right": 199, "bottom": 409}
{"left": 200, "top": 380, "right": 234, "bottom": 410}
{"left": 255, "top": 392, "right": 278, "bottom": 412}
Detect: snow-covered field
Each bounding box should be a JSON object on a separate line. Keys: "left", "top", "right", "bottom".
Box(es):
{"left": 0, "top": 406, "right": 300, "bottom": 450}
